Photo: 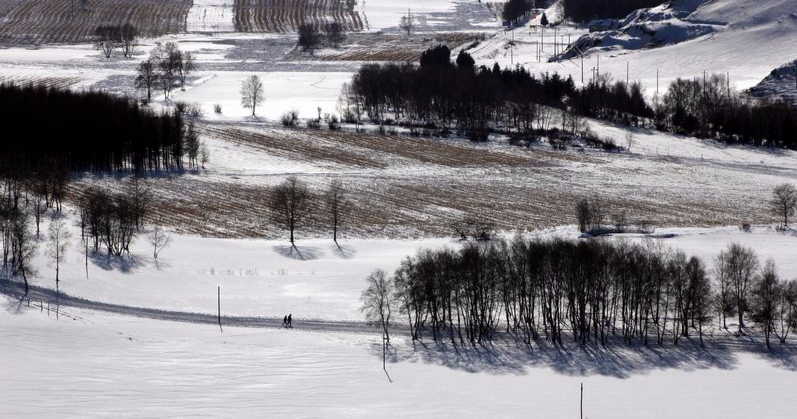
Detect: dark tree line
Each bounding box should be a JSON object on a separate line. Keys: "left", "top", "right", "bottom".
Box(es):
{"left": 345, "top": 52, "right": 797, "bottom": 149}
{"left": 561, "top": 0, "right": 663, "bottom": 22}
{"left": 366, "top": 238, "right": 797, "bottom": 349}
{"left": 346, "top": 52, "right": 655, "bottom": 138}
{"left": 0, "top": 83, "right": 194, "bottom": 173}
{"left": 658, "top": 74, "right": 797, "bottom": 149}
{"left": 501, "top": 0, "right": 532, "bottom": 24}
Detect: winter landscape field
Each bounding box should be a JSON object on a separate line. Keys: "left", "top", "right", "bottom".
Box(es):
{"left": 1, "top": 0, "right": 797, "bottom": 418}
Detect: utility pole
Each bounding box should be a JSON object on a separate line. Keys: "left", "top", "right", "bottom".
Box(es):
{"left": 510, "top": 27, "right": 514, "bottom": 66}
{"left": 656, "top": 68, "right": 659, "bottom": 95}
{"left": 218, "top": 286, "right": 223, "bottom": 332}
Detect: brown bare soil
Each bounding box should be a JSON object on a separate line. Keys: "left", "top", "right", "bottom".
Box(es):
{"left": 68, "top": 126, "right": 773, "bottom": 240}
{"left": 0, "top": 75, "right": 82, "bottom": 89}
{"left": 234, "top": 0, "right": 363, "bottom": 33}
{"left": 0, "top": 0, "right": 191, "bottom": 44}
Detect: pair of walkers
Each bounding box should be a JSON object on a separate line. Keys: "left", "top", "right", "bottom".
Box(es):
{"left": 282, "top": 314, "right": 292, "bottom": 328}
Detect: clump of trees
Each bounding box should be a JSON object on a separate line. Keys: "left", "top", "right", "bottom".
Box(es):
{"left": 297, "top": 22, "right": 347, "bottom": 53}
{"left": 0, "top": 83, "right": 194, "bottom": 173}
{"left": 657, "top": 74, "right": 797, "bottom": 149}
{"left": 78, "top": 182, "right": 150, "bottom": 258}
{"left": 362, "top": 239, "right": 797, "bottom": 350}
{"left": 94, "top": 23, "right": 138, "bottom": 59}
{"left": 135, "top": 42, "right": 197, "bottom": 102}
{"left": 346, "top": 53, "right": 797, "bottom": 150}
{"left": 268, "top": 178, "right": 354, "bottom": 245}
{"left": 502, "top": 0, "right": 531, "bottom": 25}
{"left": 769, "top": 183, "right": 796, "bottom": 228}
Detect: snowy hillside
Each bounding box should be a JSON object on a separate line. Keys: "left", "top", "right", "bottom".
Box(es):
{"left": 473, "top": 0, "right": 797, "bottom": 93}
{"left": 749, "top": 59, "right": 797, "bottom": 105}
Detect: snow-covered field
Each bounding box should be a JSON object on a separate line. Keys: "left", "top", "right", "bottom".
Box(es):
{"left": 3, "top": 304, "right": 797, "bottom": 418}
{"left": 2, "top": 1, "right": 797, "bottom": 417}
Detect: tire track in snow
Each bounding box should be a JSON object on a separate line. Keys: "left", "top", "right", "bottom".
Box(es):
{"left": 0, "top": 279, "right": 376, "bottom": 335}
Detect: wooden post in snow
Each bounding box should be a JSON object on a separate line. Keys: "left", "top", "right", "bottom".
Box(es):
{"left": 218, "top": 286, "right": 223, "bottom": 333}
{"left": 580, "top": 382, "right": 583, "bottom": 419}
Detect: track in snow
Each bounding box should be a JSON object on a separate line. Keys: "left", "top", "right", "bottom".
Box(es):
{"left": 0, "top": 278, "right": 375, "bottom": 335}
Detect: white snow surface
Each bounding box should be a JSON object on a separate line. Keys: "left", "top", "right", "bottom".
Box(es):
{"left": 473, "top": 0, "right": 797, "bottom": 94}
{"left": 2, "top": 295, "right": 797, "bottom": 418}
{"left": 18, "top": 212, "right": 797, "bottom": 322}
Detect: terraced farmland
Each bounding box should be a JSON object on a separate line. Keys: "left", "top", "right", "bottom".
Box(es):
{"left": 234, "top": 0, "right": 363, "bottom": 33}
{"left": 0, "top": 0, "right": 191, "bottom": 44}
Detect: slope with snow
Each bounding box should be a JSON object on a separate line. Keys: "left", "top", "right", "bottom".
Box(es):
{"left": 748, "top": 59, "right": 797, "bottom": 105}
{"left": 473, "top": 0, "right": 797, "bottom": 94}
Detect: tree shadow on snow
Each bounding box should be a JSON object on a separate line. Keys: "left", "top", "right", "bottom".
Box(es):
{"left": 273, "top": 244, "right": 323, "bottom": 261}
{"left": 89, "top": 252, "right": 144, "bottom": 273}
{"left": 332, "top": 243, "right": 356, "bottom": 259}
{"left": 366, "top": 329, "right": 778, "bottom": 379}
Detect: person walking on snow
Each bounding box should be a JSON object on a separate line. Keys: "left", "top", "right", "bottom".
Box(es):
{"left": 287, "top": 314, "right": 292, "bottom": 328}
{"left": 282, "top": 315, "right": 288, "bottom": 327}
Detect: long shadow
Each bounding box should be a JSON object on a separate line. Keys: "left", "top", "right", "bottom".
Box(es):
{"left": 273, "top": 244, "right": 323, "bottom": 261}
{"left": 368, "top": 329, "right": 769, "bottom": 378}
{"left": 89, "top": 251, "right": 144, "bottom": 273}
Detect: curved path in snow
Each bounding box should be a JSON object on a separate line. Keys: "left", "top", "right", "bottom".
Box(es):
{"left": 0, "top": 279, "right": 377, "bottom": 335}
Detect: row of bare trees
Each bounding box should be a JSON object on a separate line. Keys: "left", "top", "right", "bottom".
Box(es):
{"left": 0, "top": 164, "right": 71, "bottom": 294}
{"left": 94, "top": 23, "right": 138, "bottom": 59}
{"left": 78, "top": 180, "right": 150, "bottom": 258}
{"left": 268, "top": 177, "right": 353, "bottom": 246}
{"left": 363, "top": 238, "right": 797, "bottom": 349}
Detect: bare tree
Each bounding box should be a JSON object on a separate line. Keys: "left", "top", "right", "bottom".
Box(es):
{"left": 126, "top": 177, "right": 151, "bottom": 230}
{"left": 776, "top": 280, "right": 797, "bottom": 344}
{"left": 11, "top": 213, "right": 37, "bottom": 295}
{"left": 150, "top": 42, "right": 181, "bottom": 100}
{"left": 625, "top": 132, "right": 635, "bottom": 153}
{"left": 361, "top": 269, "right": 394, "bottom": 342}
{"left": 399, "top": 9, "right": 414, "bottom": 36}
{"left": 32, "top": 193, "right": 47, "bottom": 237}
{"left": 46, "top": 217, "right": 71, "bottom": 288}
{"left": 119, "top": 23, "right": 138, "bottom": 58}
{"left": 770, "top": 183, "right": 797, "bottom": 228}
{"left": 177, "top": 51, "right": 196, "bottom": 89}
{"left": 719, "top": 243, "right": 759, "bottom": 335}
{"left": 199, "top": 140, "right": 210, "bottom": 169}
{"left": 575, "top": 198, "right": 603, "bottom": 234}
{"left": 750, "top": 259, "right": 781, "bottom": 349}
{"left": 325, "top": 180, "right": 352, "bottom": 245}
{"left": 269, "top": 176, "right": 311, "bottom": 245}
{"left": 713, "top": 253, "right": 735, "bottom": 330}
{"left": 240, "top": 75, "right": 265, "bottom": 116}
{"left": 148, "top": 226, "right": 172, "bottom": 268}
{"left": 135, "top": 59, "right": 157, "bottom": 103}
{"left": 94, "top": 25, "right": 120, "bottom": 59}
